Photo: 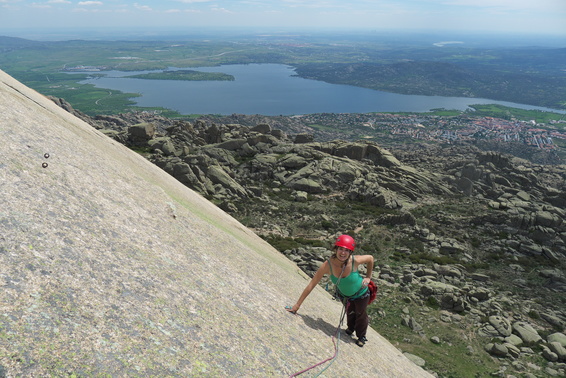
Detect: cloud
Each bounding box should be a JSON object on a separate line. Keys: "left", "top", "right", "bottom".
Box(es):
{"left": 211, "top": 7, "right": 232, "bottom": 13}
{"left": 134, "top": 3, "right": 152, "bottom": 11}
{"left": 281, "top": 0, "right": 328, "bottom": 7}
{"left": 441, "top": 0, "right": 564, "bottom": 12}
{"left": 47, "top": 0, "right": 71, "bottom": 3}
{"left": 165, "top": 8, "right": 201, "bottom": 13}
{"left": 77, "top": 1, "right": 102, "bottom": 5}
{"left": 175, "top": 0, "right": 213, "bottom": 3}
{"left": 30, "top": 3, "right": 51, "bottom": 8}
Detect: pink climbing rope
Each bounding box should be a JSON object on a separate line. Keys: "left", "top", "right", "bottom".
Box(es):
{"left": 289, "top": 302, "right": 348, "bottom": 377}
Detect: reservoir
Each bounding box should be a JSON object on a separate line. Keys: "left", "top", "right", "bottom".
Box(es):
{"left": 78, "top": 64, "right": 563, "bottom": 115}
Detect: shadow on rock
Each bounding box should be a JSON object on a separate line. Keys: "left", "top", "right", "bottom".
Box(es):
{"left": 294, "top": 313, "right": 356, "bottom": 344}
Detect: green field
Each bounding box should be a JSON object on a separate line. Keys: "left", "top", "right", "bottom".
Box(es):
{"left": 469, "top": 104, "right": 566, "bottom": 125}
{"left": 126, "top": 70, "right": 234, "bottom": 81}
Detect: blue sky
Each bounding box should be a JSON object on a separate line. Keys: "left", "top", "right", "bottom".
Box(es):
{"left": 1, "top": 0, "right": 565, "bottom": 37}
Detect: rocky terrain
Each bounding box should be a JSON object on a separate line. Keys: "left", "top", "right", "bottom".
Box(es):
{"left": 53, "top": 98, "right": 566, "bottom": 377}
{"left": 2, "top": 70, "right": 434, "bottom": 377}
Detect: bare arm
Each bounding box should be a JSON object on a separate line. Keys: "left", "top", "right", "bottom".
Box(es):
{"left": 356, "top": 255, "right": 375, "bottom": 286}
{"left": 287, "top": 261, "right": 330, "bottom": 313}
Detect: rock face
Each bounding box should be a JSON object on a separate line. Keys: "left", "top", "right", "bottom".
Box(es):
{"left": 42, "top": 89, "right": 566, "bottom": 376}
{"left": 0, "top": 71, "right": 434, "bottom": 376}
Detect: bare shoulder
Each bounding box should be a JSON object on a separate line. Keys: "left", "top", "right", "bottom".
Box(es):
{"left": 356, "top": 255, "right": 375, "bottom": 264}
{"left": 320, "top": 259, "right": 331, "bottom": 274}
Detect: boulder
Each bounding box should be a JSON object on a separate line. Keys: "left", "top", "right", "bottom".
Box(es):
{"left": 207, "top": 165, "right": 248, "bottom": 198}
{"left": 101, "top": 129, "right": 128, "bottom": 144}
{"left": 271, "top": 129, "right": 286, "bottom": 139}
{"left": 334, "top": 142, "right": 368, "bottom": 161}
{"left": 247, "top": 134, "right": 279, "bottom": 147}
{"left": 478, "top": 151, "right": 511, "bottom": 168}
{"left": 485, "top": 342, "right": 509, "bottom": 357}
{"left": 478, "top": 324, "right": 502, "bottom": 338}
{"left": 294, "top": 133, "right": 314, "bottom": 143}
{"left": 505, "top": 334, "right": 524, "bottom": 347}
{"left": 547, "top": 333, "right": 566, "bottom": 347}
{"left": 419, "top": 281, "right": 459, "bottom": 296}
{"left": 365, "top": 144, "right": 402, "bottom": 168}
{"left": 348, "top": 182, "right": 401, "bottom": 209}
{"left": 512, "top": 322, "right": 542, "bottom": 346}
{"left": 461, "top": 163, "right": 482, "bottom": 181}
{"left": 294, "top": 191, "right": 308, "bottom": 202}
{"left": 547, "top": 342, "right": 566, "bottom": 361}
{"left": 516, "top": 190, "right": 531, "bottom": 202}
{"left": 489, "top": 315, "right": 512, "bottom": 337}
{"left": 149, "top": 137, "right": 177, "bottom": 156}
{"left": 438, "top": 241, "right": 467, "bottom": 255}
{"left": 434, "top": 264, "right": 462, "bottom": 278}
{"left": 506, "top": 343, "right": 521, "bottom": 358}
{"left": 280, "top": 155, "right": 308, "bottom": 168}
{"left": 377, "top": 212, "right": 417, "bottom": 226}
{"left": 519, "top": 242, "right": 543, "bottom": 256}
{"left": 216, "top": 138, "right": 248, "bottom": 151}
{"left": 401, "top": 315, "right": 424, "bottom": 332}
{"left": 203, "top": 122, "right": 223, "bottom": 143}
{"left": 251, "top": 123, "right": 272, "bottom": 134}
{"left": 288, "top": 177, "right": 324, "bottom": 194}
{"left": 128, "top": 122, "right": 156, "bottom": 145}
{"left": 403, "top": 353, "right": 426, "bottom": 367}
{"left": 253, "top": 153, "right": 279, "bottom": 165}
{"left": 541, "top": 314, "right": 565, "bottom": 329}
{"left": 542, "top": 248, "right": 561, "bottom": 264}
{"left": 535, "top": 211, "right": 562, "bottom": 228}
{"left": 331, "top": 160, "right": 362, "bottom": 182}
{"left": 542, "top": 346, "right": 559, "bottom": 362}
{"left": 471, "top": 273, "right": 490, "bottom": 282}
{"left": 441, "top": 294, "right": 467, "bottom": 312}
{"left": 456, "top": 177, "right": 474, "bottom": 196}
{"left": 414, "top": 268, "right": 438, "bottom": 278}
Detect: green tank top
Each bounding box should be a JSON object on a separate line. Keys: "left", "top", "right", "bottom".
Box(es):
{"left": 329, "top": 256, "right": 368, "bottom": 298}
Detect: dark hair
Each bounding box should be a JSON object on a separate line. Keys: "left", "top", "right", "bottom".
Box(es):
{"left": 330, "top": 245, "right": 353, "bottom": 266}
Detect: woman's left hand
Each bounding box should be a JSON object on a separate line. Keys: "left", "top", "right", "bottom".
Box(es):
{"left": 362, "top": 277, "right": 371, "bottom": 287}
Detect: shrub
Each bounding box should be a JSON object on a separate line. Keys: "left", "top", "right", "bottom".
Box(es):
{"left": 470, "top": 237, "right": 481, "bottom": 248}
{"left": 262, "top": 235, "right": 327, "bottom": 252}
{"left": 425, "top": 296, "right": 440, "bottom": 309}
{"left": 398, "top": 237, "right": 425, "bottom": 253}
{"left": 321, "top": 220, "right": 333, "bottom": 230}
{"left": 409, "top": 253, "right": 457, "bottom": 265}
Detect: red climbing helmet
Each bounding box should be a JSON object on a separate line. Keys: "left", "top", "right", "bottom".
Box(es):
{"left": 334, "top": 234, "right": 355, "bottom": 252}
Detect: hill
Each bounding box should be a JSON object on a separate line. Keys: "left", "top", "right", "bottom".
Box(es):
{"left": 0, "top": 69, "right": 432, "bottom": 376}
{"left": 51, "top": 101, "right": 566, "bottom": 376}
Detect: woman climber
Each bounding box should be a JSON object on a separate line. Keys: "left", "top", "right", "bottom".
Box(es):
{"left": 286, "top": 234, "right": 374, "bottom": 347}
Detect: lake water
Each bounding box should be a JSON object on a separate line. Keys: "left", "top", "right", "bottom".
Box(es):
{"left": 77, "top": 64, "right": 563, "bottom": 115}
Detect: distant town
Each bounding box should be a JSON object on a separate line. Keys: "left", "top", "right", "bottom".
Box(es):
{"left": 294, "top": 112, "right": 566, "bottom": 151}
{"left": 385, "top": 114, "right": 564, "bottom": 150}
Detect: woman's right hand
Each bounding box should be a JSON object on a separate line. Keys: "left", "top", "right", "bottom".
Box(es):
{"left": 286, "top": 304, "right": 299, "bottom": 314}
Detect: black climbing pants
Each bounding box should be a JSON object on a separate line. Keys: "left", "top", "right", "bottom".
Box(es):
{"left": 346, "top": 292, "right": 370, "bottom": 339}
